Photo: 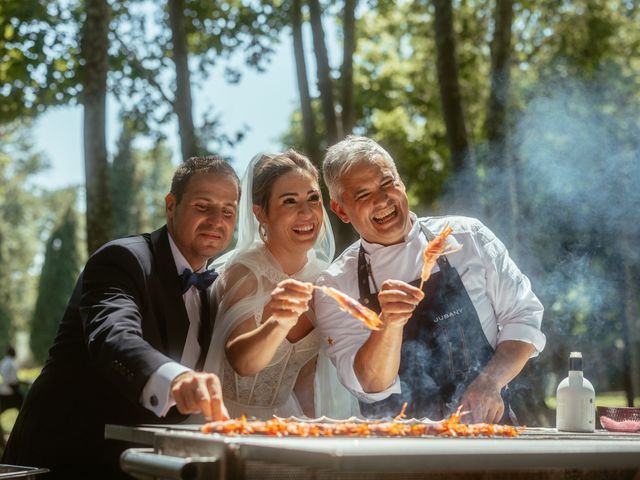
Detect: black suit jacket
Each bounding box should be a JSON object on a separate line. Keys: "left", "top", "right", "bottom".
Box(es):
{"left": 2, "top": 226, "right": 204, "bottom": 478}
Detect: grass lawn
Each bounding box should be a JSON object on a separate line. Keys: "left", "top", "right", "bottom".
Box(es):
{"left": 1, "top": 409, "right": 18, "bottom": 436}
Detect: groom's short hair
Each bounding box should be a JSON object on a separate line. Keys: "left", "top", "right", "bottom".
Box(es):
{"left": 323, "top": 135, "right": 398, "bottom": 200}
{"left": 171, "top": 155, "right": 240, "bottom": 204}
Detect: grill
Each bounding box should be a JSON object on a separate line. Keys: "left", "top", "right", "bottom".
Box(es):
{"left": 106, "top": 423, "right": 640, "bottom": 480}
{"left": 0, "top": 465, "right": 49, "bottom": 479}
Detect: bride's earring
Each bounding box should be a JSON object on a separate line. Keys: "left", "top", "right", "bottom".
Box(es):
{"left": 259, "top": 223, "right": 269, "bottom": 243}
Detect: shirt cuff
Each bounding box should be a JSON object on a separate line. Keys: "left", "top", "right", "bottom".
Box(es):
{"left": 339, "top": 351, "right": 402, "bottom": 403}
{"left": 140, "top": 362, "right": 191, "bottom": 417}
{"left": 497, "top": 323, "right": 547, "bottom": 356}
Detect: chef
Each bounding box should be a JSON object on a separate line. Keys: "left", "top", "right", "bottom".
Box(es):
{"left": 315, "top": 136, "right": 545, "bottom": 423}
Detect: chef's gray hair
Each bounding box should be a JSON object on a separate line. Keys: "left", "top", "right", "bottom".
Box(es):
{"left": 323, "top": 135, "right": 399, "bottom": 200}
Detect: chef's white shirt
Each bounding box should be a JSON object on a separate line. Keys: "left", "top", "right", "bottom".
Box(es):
{"left": 140, "top": 234, "right": 206, "bottom": 417}
{"left": 314, "top": 214, "right": 546, "bottom": 404}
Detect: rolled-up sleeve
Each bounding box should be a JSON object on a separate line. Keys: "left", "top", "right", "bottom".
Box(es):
{"left": 477, "top": 223, "right": 546, "bottom": 355}
{"left": 315, "top": 274, "right": 401, "bottom": 403}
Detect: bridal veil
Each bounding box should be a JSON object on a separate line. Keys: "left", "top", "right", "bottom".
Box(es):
{"left": 204, "top": 153, "right": 358, "bottom": 419}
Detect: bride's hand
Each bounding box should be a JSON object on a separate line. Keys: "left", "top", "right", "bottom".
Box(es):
{"left": 268, "top": 279, "right": 314, "bottom": 331}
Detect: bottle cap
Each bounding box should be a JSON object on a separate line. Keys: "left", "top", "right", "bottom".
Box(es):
{"left": 569, "top": 351, "right": 583, "bottom": 371}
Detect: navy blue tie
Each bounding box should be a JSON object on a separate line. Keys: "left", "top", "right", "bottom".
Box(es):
{"left": 180, "top": 268, "right": 218, "bottom": 294}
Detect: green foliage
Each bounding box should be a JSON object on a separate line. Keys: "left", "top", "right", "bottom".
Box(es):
{"left": 0, "top": 122, "right": 48, "bottom": 338}
{"left": 111, "top": 123, "right": 175, "bottom": 236}
{"left": 0, "top": 1, "right": 81, "bottom": 123}
{"left": 135, "top": 141, "right": 175, "bottom": 231}
{"left": 30, "top": 203, "right": 81, "bottom": 364}
{"left": 108, "top": 0, "right": 287, "bottom": 155}
{"left": 111, "top": 120, "right": 137, "bottom": 238}
{"left": 277, "top": 0, "right": 640, "bottom": 416}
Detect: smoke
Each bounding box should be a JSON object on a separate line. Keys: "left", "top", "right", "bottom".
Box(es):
{"left": 515, "top": 79, "right": 640, "bottom": 241}
{"left": 502, "top": 74, "right": 640, "bottom": 399}
{"left": 430, "top": 74, "right": 640, "bottom": 420}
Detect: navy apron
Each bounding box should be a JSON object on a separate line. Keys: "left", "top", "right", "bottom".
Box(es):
{"left": 356, "top": 222, "right": 514, "bottom": 423}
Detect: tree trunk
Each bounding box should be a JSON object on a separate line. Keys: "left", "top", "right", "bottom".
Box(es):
{"left": 81, "top": 0, "right": 112, "bottom": 255}
{"left": 292, "top": 0, "right": 320, "bottom": 166}
{"left": 432, "top": 0, "right": 477, "bottom": 200}
{"left": 308, "top": 0, "right": 339, "bottom": 144}
{"left": 341, "top": 0, "right": 357, "bottom": 135}
{"left": 484, "top": 0, "right": 519, "bottom": 250}
{"left": 308, "top": 0, "right": 354, "bottom": 250}
{"left": 485, "top": 0, "right": 512, "bottom": 152}
{"left": 111, "top": 124, "right": 136, "bottom": 237}
{"left": 168, "top": 0, "right": 198, "bottom": 160}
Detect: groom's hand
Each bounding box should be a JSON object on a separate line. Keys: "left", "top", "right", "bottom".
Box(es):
{"left": 377, "top": 280, "right": 424, "bottom": 329}
{"left": 171, "top": 371, "right": 230, "bottom": 421}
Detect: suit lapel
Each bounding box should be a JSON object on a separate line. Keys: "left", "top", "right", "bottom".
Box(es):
{"left": 150, "top": 226, "right": 190, "bottom": 362}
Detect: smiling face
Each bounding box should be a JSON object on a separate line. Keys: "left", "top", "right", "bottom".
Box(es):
{"left": 253, "top": 168, "right": 323, "bottom": 264}
{"left": 165, "top": 172, "right": 239, "bottom": 270}
{"left": 331, "top": 156, "right": 411, "bottom": 246}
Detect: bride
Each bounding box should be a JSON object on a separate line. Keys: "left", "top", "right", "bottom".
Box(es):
{"left": 204, "top": 150, "right": 358, "bottom": 419}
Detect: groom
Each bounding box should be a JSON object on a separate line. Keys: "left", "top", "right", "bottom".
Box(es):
{"left": 2, "top": 156, "right": 239, "bottom": 479}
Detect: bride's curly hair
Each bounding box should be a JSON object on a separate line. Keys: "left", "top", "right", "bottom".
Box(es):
{"left": 252, "top": 150, "right": 318, "bottom": 211}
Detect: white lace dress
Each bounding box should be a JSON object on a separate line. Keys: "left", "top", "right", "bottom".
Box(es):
{"left": 204, "top": 243, "right": 353, "bottom": 419}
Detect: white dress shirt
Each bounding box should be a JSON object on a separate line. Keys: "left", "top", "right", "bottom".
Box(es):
{"left": 314, "top": 214, "right": 546, "bottom": 404}
{"left": 140, "top": 234, "right": 207, "bottom": 416}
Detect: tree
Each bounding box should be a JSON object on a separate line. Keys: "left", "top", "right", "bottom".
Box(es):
{"left": 308, "top": 0, "right": 340, "bottom": 144}
{"left": 0, "top": 1, "right": 80, "bottom": 123}
{"left": 110, "top": 119, "right": 137, "bottom": 238}
{"left": 340, "top": 0, "right": 357, "bottom": 135}
{"left": 134, "top": 141, "right": 175, "bottom": 232}
{"left": 110, "top": 0, "right": 286, "bottom": 160}
{"left": 81, "top": 0, "right": 113, "bottom": 254}
{"left": 483, "top": 0, "right": 518, "bottom": 249}
{"left": 109, "top": 111, "right": 175, "bottom": 237}
{"left": 30, "top": 205, "right": 81, "bottom": 364}
{"left": 291, "top": 0, "right": 321, "bottom": 165}
{"left": 0, "top": 121, "right": 58, "bottom": 358}
{"left": 110, "top": 124, "right": 176, "bottom": 236}
{"left": 168, "top": 0, "right": 199, "bottom": 159}
{"left": 432, "top": 0, "right": 477, "bottom": 203}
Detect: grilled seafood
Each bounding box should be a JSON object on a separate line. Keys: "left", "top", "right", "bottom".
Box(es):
{"left": 201, "top": 405, "right": 522, "bottom": 438}
{"left": 419, "top": 225, "right": 461, "bottom": 290}
{"left": 315, "top": 285, "right": 383, "bottom": 330}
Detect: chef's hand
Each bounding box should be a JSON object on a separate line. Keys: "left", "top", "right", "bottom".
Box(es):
{"left": 460, "top": 373, "right": 504, "bottom": 423}
{"left": 377, "top": 280, "right": 424, "bottom": 329}
{"left": 171, "top": 371, "right": 230, "bottom": 421}
{"left": 268, "top": 279, "right": 313, "bottom": 331}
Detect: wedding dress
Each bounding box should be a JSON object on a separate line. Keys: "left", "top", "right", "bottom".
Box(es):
{"left": 202, "top": 153, "right": 359, "bottom": 420}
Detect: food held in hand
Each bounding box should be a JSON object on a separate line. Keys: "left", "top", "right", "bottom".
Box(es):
{"left": 315, "top": 285, "right": 383, "bottom": 330}
{"left": 419, "top": 225, "right": 461, "bottom": 290}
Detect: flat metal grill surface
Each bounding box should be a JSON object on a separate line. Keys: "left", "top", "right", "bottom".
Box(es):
{"left": 106, "top": 424, "right": 640, "bottom": 480}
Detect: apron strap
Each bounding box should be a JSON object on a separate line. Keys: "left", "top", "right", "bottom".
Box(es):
{"left": 357, "top": 220, "right": 452, "bottom": 300}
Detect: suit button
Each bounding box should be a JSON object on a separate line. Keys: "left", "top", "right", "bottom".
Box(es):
{"left": 150, "top": 395, "right": 158, "bottom": 407}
